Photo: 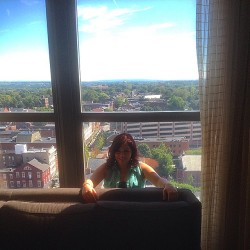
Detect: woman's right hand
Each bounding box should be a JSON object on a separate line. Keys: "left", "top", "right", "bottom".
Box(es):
{"left": 82, "top": 179, "right": 98, "bottom": 203}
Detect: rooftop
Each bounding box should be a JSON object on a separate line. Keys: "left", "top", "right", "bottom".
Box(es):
{"left": 182, "top": 155, "right": 201, "bottom": 171}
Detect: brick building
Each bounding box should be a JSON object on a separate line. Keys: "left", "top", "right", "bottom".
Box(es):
{"left": 135, "top": 137, "right": 189, "bottom": 157}
{"left": 0, "top": 158, "right": 50, "bottom": 189}
{"left": 176, "top": 155, "right": 201, "bottom": 187}
{"left": 0, "top": 140, "right": 57, "bottom": 189}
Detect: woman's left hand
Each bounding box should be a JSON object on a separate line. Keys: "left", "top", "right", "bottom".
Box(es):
{"left": 163, "top": 184, "right": 178, "bottom": 201}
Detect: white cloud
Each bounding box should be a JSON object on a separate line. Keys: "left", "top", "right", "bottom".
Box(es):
{"left": 79, "top": 31, "right": 198, "bottom": 81}
{"left": 77, "top": 3, "right": 197, "bottom": 81}
{"left": 148, "top": 22, "right": 176, "bottom": 31}
{"left": 0, "top": 3, "right": 198, "bottom": 81}
{"left": 0, "top": 50, "right": 51, "bottom": 81}
{"left": 78, "top": 6, "right": 108, "bottom": 20}
{"left": 78, "top": 5, "right": 152, "bottom": 34}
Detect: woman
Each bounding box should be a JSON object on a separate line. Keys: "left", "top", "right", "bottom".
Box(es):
{"left": 82, "top": 133, "right": 178, "bottom": 203}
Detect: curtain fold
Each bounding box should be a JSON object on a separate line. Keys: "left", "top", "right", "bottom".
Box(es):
{"left": 196, "top": 0, "right": 250, "bottom": 249}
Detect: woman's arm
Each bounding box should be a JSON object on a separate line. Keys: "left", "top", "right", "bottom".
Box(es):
{"left": 140, "top": 162, "right": 178, "bottom": 201}
{"left": 82, "top": 163, "right": 107, "bottom": 202}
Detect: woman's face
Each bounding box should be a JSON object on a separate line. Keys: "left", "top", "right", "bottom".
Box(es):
{"left": 114, "top": 143, "right": 132, "bottom": 166}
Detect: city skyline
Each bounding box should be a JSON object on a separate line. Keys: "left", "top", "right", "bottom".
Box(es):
{"left": 0, "top": 0, "right": 198, "bottom": 81}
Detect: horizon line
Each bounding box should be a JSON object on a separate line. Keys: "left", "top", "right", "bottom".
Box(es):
{"left": 0, "top": 79, "right": 199, "bottom": 83}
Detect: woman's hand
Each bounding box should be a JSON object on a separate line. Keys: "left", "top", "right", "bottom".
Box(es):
{"left": 82, "top": 179, "right": 98, "bottom": 203}
{"left": 163, "top": 183, "right": 178, "bottom": 201}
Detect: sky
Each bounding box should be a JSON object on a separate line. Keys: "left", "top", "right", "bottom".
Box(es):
{"left": 0, "top": 0, "right": 198, "bottom": 82}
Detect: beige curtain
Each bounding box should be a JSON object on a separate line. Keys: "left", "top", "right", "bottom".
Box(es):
{"left": 196, "top": 0, "right": 250, "bottom": 249}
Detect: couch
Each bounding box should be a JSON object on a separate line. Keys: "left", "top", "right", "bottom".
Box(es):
{"left": 0, "top": 187, "right": 201, "bottom": 250}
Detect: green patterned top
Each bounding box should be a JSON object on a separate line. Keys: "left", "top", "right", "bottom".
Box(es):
{"left": 103, "top": 163, "right": 146, "bottom": 188}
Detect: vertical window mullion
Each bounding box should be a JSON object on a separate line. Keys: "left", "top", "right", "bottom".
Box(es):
{"left": 46, "top": 0, "right": 84, "bottom": 187}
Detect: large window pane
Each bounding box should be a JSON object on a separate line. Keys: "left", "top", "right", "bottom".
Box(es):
{"left": 0, "top": 122, "right": 58, "bottom": 189}
{"left": 0, "top": 0, "right": 52, "bottom": 112}
{"left": 83, "top": 121, "right": 201, "bottom": 198}
{"left": 77, "top": 0, "right": 198, "bottom": 112}
{"left": 0, "top": 1, "right": 57, "bottom": 189}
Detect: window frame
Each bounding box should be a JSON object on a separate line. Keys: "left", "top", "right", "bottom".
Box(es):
{"left": 0, "top": 0, "right": 200, "bottom": 188}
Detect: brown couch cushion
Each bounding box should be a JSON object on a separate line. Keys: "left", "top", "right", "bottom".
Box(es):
{"left": 0, "top": 187, "right": 201, "bottom": 250}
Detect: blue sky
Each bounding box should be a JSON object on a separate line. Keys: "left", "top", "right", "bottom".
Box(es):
{"left": 0, "top": 0, "right": 198, "bottom": 81}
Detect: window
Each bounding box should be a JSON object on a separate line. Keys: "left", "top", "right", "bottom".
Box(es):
{"left": 24, "top": 166, "right": 32, "bottom": 171}
{"left": 16, "top": 172, "right": 20, "bottom": 178}
{"left": 78, "top": 0, "right": 198, "bottom": 103}
{"left": 0, "top": 0, "right": 56, "bottom": 186}
{"left": 29, "top": 180, "right": 33, "bottom": 188}
{"left": 37, "top": 172, "right": 41, "bottom": 179}
{"left": 0, "top": 0, "right": 200, "bottom": 193}
{"left": 0, "top": 0, "right": 52, "bottom": 106}
{"left": 28, "top": 172, "right": 32, "bottom": 179}
{"left": 78, "top": 0, "right": 200, "bottom": 197}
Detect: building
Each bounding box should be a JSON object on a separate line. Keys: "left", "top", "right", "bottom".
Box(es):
{"left": 135, "top": 137, "right": 189, "bottom": 157}
{"left": 0, "top": 158, "right": 50, "bottom": 189}
{"left": 82, "top": 102, "right": 113, "bottom": 112}
{"left": 119, "top": 121, "right": 201, "bottom": 148}
{"left": 0, "top": 150, "right": 23, "bottom": 169}
{"left": 16, "top": 131, "right": 41, "bottom": 143}
{"left": 41, "top": 96, "right": 49, "bottom": 108}
{"left": 176, "top": 155, "right": 201, "bottom": 187}
{"left": 22, "top": 146, "right": 57, "bottom": 178}
{"left": 0, "top": 144, "right": 57, "bottom": 189}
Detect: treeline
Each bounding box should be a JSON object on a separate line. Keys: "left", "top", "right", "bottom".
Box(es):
{"left": 82, "top": 82, "right": 199, "bottom": 111}
{"left": 0, "top": 81, "right": 199, "bottom": 111}
{"left": 0, "top": 87, "right": 52, "bottom": 109}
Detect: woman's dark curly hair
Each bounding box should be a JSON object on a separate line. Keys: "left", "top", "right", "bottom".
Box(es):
{"left": 106, "top": 133, "right": 139, "bottom": 168}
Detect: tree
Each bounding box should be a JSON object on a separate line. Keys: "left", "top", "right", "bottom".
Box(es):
{"left": 91, "top": 146, "right": 100, "bottom": 158}
{"left": 140, "top": 105, "right": 154, "bottom": 111}
{"left": 168, "top": 95, "right": 186, "bottom": 110}
{"left": 137, "top": 143, "right": 152, "bottom": 158}
{"left": 151, "top": 143, "right": 175, "bottom": 178}
{"left": 95, "top": 134, "right": 105, "bottom": 150}
{"left": 98, "top": 92, "right": 110, "bottom": 102}
{"left": 83, "top": 144, "right": 90, "bottom": 169}
{"left": 187, "top": 174, "right": 194, "bottom": 186}
{"left": 185, "top": 148, "right": 201, "bottom": 155}
{"left": 104, "top": 108, "right": 113, "bottom": 112}
{"left": 173, "top": 87, "right": 189, "bottom": 101}
{"left": 113, "top": 96, "right": 124, "bottom": 109}
{"left": 82, "top": 89, "right": 99, "bottom": 102}
{"left": 35, "top": 107, "right": 53, "bottom": 112}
